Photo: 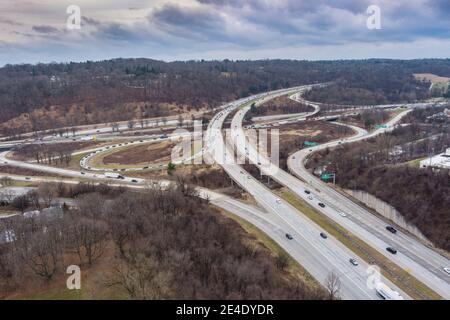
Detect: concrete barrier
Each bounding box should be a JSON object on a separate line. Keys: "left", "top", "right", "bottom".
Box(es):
{"left": 344, "top": 189, "right": 431, "bottom": 244}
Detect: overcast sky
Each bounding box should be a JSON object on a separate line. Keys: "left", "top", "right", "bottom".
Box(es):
{"left": 0, "top": 0, "right": 449, "bottom": 65}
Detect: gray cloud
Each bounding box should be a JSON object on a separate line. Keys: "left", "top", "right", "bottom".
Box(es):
{"left": 0, "top": 0, "right": 449, "bottom": 65}
{"left": 32, "top": 25, "right": 59, "bottom": 34}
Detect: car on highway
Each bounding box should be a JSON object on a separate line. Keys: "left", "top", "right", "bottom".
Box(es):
{"left": 292, "top": 156, "right": 295, "bottom": 159}
{"left": 25, "top": 177, "right": 31, "bottom": 180}
{"left": 80, "top": 172, "right": 85, "bottom": 175}
{"left": 338, "top": 211, "right": 347, "bottom": 217}
{"left": 304, "top": 189, "right": 310, "bottom": 194}
{"left": 318, "top": 202, "right": 325, "bottom": 208}
{"left": 386, "top": 226, "right": 397, "bottom": 234}
{"left": 247, "top": 175, "right": 251, "bottom": 179}
{"left": 131, "top": 179, "right": 138, "bottom": 183}
{"left": 276, "top": 198, "right": 282, "bottom": 204}
{"left": 320, "top": 232, "right": 328, "bottom": 239}
{"left": 386, "top": 247, "right": 397, "bottom": 254}
{"left": 307, "top": 195, "right": 313, "bottom": 200}
{"left": 349, "top": 258, "right": 358, "bottom": 266}
{"left": 444, "top": 267, "right": 450, "bottom": 275}
{"left": 285, "top": 233, "right": 293, "bottom": 240}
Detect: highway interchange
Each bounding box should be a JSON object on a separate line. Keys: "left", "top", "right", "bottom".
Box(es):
{"left": 0, "top": 85, "right": 449, "bottom": 300}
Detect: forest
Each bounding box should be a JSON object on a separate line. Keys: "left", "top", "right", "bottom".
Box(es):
{"left": 1, "top": 58, "right": 450, "bottom": 134}
{"left": 0, "top": 182, "right": 327, "bottom": 299}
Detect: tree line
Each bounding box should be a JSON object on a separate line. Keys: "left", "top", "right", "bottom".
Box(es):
{"left": 2, "top": 58, "right": 450, "bottom": 134}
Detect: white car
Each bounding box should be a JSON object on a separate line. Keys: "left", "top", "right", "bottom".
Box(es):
{"left": 307, "top": 195, "right": 313, "bottom": 200}
{"left": 276, "top": 198, "right": 282, "bottom": 204}
{"left": 349, "top": 258, "right": 358, "bottom": 266}
{"left": 338, "top": 211, "right": 347, "bottom": 217}
{"left": 444, "top": 267, "right": 450, "bottom": 275}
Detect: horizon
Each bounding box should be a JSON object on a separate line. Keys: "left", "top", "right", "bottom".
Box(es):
{"left": 3, "top": 56, "right": 450, "bottom": 68}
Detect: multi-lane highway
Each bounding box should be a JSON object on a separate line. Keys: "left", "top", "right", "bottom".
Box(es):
{"left": 0, "top": 84, "right": 448, "bottom": 299}
{"left": 203, "top": 86, "right": 409, "bottom": 300}
{"left": 228, "top": 90, "right": 450, "bottom": 299}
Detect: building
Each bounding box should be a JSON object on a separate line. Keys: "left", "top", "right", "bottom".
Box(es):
{"left": 420, "top": 148, "right": 450, "bottom": 169}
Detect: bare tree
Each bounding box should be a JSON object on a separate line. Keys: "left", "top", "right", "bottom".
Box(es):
{"left": 325, "top": 271, "right": 341, "bottom": 300}
{"left": 108, "top": 254, "right": 171, "bottom": 299}
{"left": 67, "top": 193, "right": 108, "bottom": 266}
{"left": 66, "top": 212, "right": 108, "bottom": 266}
{"left": 13, "top": 217, "right": 63, "bottom": 280}
{"left": 37, "top": 183, "right": 57, "bottom": 208}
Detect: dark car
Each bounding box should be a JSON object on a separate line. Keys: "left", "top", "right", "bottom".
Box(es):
{"left": 80, "top": 172, "right": 85, "bottom": 175}
{"left": 131, "top": 179, "right": 138, "bottom": 183}
{"left": 318, "top": 203, "right": 326, "bottom": 208}
{"left": 117, "top": 175, "right": 125, "bottom": 179}
{"left": 304, "top": 190, "right": 311, "bottom": 194}
{"left": 386, "top": 226, "right": 397, "bottom": 234}
{"left": 386, "top": 247, "right": 397, "bottom": 254}
{"left": 320, "top": 232, "right": 328, "bottom": 239}
{"left": 285, "top": 233, "right": 293, "bottom": 240}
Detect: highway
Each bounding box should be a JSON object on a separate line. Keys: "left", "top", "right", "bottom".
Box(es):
{"left": 203, "top": 86, "right": 408, "bottom": 300}
{"left": 229, "top": 90, "right": 450, "bottom": 299}
{"left": 0, "top": 84, "right": 446, "bottom": 299}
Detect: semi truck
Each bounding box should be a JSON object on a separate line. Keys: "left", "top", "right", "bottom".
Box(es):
{"left": 375, "top": 282, "right": 404, "bottom": 300}
{"left": 104, "top": 172, "right": 124, "bottom": 179}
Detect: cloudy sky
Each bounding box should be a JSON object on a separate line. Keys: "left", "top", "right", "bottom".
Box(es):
{"left": 0, "top": 0, "right": 449, "bottom": 65}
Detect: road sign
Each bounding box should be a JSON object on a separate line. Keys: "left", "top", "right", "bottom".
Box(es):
{"left": 321, "top": 173, "right": 333, "bottom": 180}
{"left": 375, "top": 124, "right": 388, "bottom": 129}
{"left": 304, "top": 141, "right": 317, "bottom": 146}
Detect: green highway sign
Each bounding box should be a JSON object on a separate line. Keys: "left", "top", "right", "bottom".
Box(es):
{"left": 375, "top": 124, "right": 388, "bottom": 129}
{"left": 304, "top": 141, "right": 318, "bottom": 146}
{"left": 321, "top": 173, "right": 333, "bottom": 180}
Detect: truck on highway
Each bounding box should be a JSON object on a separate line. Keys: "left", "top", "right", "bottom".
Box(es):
{"left": 104, "top": 172, "right": 124, "bottom": 179}
{"left": 375, "top": 282, "right": 404, "bottom": 300}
